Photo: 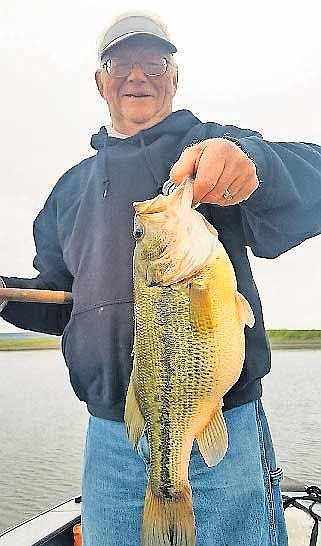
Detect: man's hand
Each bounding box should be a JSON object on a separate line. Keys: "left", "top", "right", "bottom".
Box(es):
{"left": 169, "top": 138, "right": 259, "bottom": 206}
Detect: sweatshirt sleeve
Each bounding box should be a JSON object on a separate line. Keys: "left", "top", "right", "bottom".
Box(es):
{"left": 0, "top": 194, "right": 73, "bottom": 335}
{"left": 232, "top": 136, "right": 321, "bottom": 258}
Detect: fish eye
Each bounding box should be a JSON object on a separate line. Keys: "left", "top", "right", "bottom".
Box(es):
{"left": 133, "top": 225, "right": 144, "bottom": 241}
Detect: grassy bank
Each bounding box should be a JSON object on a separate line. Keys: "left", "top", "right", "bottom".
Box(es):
{"left": 267, "top": 329, "right": 321, "bottom": 349}
{"left": 0, "top": 337, "right": 60, "bottom": 351}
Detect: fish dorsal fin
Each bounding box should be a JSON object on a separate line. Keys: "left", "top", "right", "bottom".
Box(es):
{"left": 196, "top": 404, "right": 228, "bottom": 467}
{"left": 124, "top": 374, "right": 145, "bottom": 449}
{"left": 235, "top": 291, "right": 255, "bottom": 328}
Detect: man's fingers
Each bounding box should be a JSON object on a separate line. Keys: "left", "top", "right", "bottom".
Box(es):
{"left": 202, "top": 175, "right": 259, "bottom": 206}
{"left": 211, "top": 179, "right": 244, "bottom": 206}
{"left": 169, "top": 145, "right": 203, "bottom": 184}
{"left": 192, "top": 145, "right": 226, "bottom": 202}
{"left": 170, "top": 138, "right": 259, "bottom": 206}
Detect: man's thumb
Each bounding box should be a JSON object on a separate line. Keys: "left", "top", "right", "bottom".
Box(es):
{"left": 169, "top": 145, "right": 203, "bottom": 183}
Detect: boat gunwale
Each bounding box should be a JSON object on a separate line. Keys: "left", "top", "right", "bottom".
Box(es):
{"left": 0, "top": 496, "right": 81, "bottom": 539}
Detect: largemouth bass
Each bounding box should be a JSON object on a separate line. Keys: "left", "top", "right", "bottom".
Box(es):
{"left": 124, "top": 178, "right": 255, "bottom": 546}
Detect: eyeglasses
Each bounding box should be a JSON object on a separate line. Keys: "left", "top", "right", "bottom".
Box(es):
{"left": 102, "top": 57, "right": 169, "bottom": 78}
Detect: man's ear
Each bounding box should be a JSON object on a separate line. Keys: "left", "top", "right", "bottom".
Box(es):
{"left": 95, "top": 70, "right": 105, "bottom": 99}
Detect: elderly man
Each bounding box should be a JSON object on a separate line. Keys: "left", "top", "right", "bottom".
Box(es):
{"left": 1, "top": 11, "right": 321, "bottom": 546}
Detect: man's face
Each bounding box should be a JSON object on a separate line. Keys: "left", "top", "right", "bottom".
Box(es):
{"left": 95, "top": 39, "right": 178, "bottom": 135}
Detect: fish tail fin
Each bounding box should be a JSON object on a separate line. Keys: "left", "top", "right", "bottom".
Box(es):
{"left": 142, "top": 480, "right": 196, "bottom": 546}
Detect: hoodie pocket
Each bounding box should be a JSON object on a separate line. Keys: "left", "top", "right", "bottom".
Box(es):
{"left": 62, "top": 302, "right": 134, "bottom": 403}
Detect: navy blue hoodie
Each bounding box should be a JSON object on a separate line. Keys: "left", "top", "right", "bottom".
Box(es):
{"left": 2, "top": 110, "right": 321, "bottom": 420}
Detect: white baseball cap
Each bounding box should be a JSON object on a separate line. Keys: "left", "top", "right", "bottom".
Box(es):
{"left": 99, "top": 15, "right": 177, "bottom": 61}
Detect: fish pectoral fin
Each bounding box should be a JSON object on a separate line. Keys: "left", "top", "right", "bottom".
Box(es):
{"left": 189, "top": 280, "right": 216, "bottom": 330}
{"left": 235, "top": 291, "right": 255, "bottom": 328}
{"left": 124, "top": 375, "right": 145, "bottom": 450}
{"left": 196, "top": 405, "right": 228, "bottom": 467}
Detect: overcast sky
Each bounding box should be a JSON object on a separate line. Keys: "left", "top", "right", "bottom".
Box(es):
{"left": 1, "top": 0, "right": 321, "bottom": 331}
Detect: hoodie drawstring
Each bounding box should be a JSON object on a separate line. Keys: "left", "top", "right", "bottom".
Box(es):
{"left": 138, "top": 133, "right": 161, "bottom": 192}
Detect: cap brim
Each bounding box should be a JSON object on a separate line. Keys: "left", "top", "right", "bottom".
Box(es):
{"left": 100, "top": 31, "right": 177, "bottom": 59}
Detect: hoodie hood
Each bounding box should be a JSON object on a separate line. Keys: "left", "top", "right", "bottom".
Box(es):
{"left": 90, "top": 126, "right": 108, "bottom": 151}
{"left": 90, "top": 109, "right": 200, "bottom": 151}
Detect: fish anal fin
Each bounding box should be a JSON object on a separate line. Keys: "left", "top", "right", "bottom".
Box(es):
{"left": 124, "top": 374, "right": 145, "bottom": 450}
{"left": 235, "top": 291, "right": 255, "bottom": 328}
{"left": 196, "top": 404, "right": 228, "bottom": 467}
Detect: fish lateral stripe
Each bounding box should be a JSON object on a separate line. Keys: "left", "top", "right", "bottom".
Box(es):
{"left": 158, "top": 288, "right": 182, "bottom": 498}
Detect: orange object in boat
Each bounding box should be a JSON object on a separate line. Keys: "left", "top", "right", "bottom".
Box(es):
{"left": 73, "top": 523, "right": 82, "bottom": 546}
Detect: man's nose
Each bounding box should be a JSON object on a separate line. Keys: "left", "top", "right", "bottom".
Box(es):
{"left": 127, "top": 63, "right": 148, "bottom": 82}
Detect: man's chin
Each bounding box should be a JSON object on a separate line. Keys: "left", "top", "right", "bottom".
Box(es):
{"left": 125, "top": 109, "right": 170, "bottom": 127}
{"left": 113, "top": 105, "right": 172, "bottom": 133}
{"left": 125, "top": 110, "right": 155, "bottom": 124}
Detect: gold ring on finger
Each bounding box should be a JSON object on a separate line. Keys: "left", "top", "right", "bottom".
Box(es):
{"left": 223, "top": 189, "right": 233, "bottom": 200}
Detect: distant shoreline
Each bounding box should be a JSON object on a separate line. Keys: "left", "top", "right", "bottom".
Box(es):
{"left": 0, "top": 338, "right": 60, "bottom": 351}
{"left": 0, "top": 330, "right": 320, "bottom": 351}
{"left": 269, "top": 340, "right": 321, "bottom": 350}
{"left": 267, "top": 329, "right": 321, "bottom": 350}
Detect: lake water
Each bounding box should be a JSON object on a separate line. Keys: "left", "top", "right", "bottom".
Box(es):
{"left": 0, "top": 348, "right": 320, "bottom": 534}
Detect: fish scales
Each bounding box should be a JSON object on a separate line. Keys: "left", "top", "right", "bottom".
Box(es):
{"left": 124, "top": 178, "right": 255, "bottom": 546}
{"left": 135, "top": 280, "right": 216, "bottom": 491}
{"left": 134, "top": 286, "right": 187, "bottom": 488}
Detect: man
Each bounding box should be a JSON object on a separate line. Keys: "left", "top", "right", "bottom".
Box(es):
{"left": 1, "top": 11, "right": 321, "bottom": 546}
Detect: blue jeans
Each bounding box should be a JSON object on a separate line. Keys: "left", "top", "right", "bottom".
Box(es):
{"left": 81, "top": 400, "right": 288, "bottom": 546}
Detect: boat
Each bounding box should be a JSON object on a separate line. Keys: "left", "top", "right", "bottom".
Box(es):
{"left": 0, "top": 496, "right": 81, "bottom": 546}
{"left": 0, "top": 478, "right": 320, "bottom": 546}
{"left": 282, "top": 478, "right": 321, "bottom": 546}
